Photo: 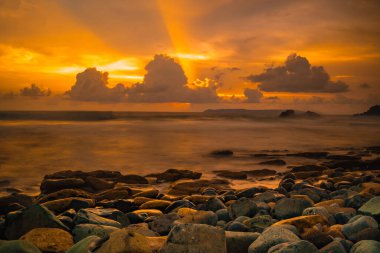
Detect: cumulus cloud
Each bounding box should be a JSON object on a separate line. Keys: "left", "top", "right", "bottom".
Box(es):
{"left": 243, "top": 88, "right": 263, "bottom": 103}
{"left": 126, "top": 54, "right": 219, "bottom": 103}
{"left": 20, "top": 83, "right": 51, "bottom": 97}
{"left": 247, "top": 54, "right": 349, "bottom": 93}
{"left": 65, "top": 68, "right": 126, "bottom": 102}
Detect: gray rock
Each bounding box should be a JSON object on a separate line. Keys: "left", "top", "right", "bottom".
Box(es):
{"left": 74, "top": 209, "right": 122, "bottom": 228}
{"left": 358, "top": 196, "right": 380, "bottom": 222}
{"left": 318, "top": 240, "right": 346, "bottom": 253}
{"left": 302, "top": 206, "right": 335, "bottom": 225}
{"left": 66, "top": 235, "right": 101, "bottom": 253}
{"left": 149, "top": 213, "right": 180, "bottom": 235}
{"left": 225, "top": 221, "right": 249, "bottom": 232}
{"left": 248, "top": 226, "right": 300, "bottom": 253}
{"left": 268, "top": 240, "right": 318, "bottom": 253}
{"left": 225, "top": 231, "right": 260, "bottom": 253}
{"left": 216, "top": 209, "right": 231, "bottom": 222}
{"left": 228, "top": 197, "right": 257, "bottom": 219}
{"left": 273, "top": 198, "right": 312, "bottom": 219}
{"left": 4, "top": 204, "right": 69, "bottom": 240}
{"left": 160, "top": 223, "right": 227, "bottom": 253}
{"left": 342, "top": 215, "right": 378, "bottom": 240}
{"left": 72, "top": 224, "right": 119, "bottom": 242}
{"left": 0, "top": 240, "right": 41, "bottom": 253}
{"left": 350, "top": 240, "right": 380, "bottom": 253}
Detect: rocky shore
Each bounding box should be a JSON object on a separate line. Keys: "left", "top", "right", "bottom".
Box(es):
{"left": 1, "top": 147, "right": 380, "bottom": 253}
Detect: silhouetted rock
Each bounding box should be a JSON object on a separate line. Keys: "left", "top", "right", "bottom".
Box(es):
{"left": 259, "top": 159, "right": 286, "bottom": 166}
{"left": 279, "top": 110, "right": 296, "bottom": 118}
{"left": 354, "top": 105, "right": 380, "bottom": 116}
{"left": 214, "top": 170, "right": 248, "bottom": 180}
{"left": 210, "top": 150, "right": 234, "bottom": 157}
{"left": 146, "top": 169, "right": 201, "bottom": 182}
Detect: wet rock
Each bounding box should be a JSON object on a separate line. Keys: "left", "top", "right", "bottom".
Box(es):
{"left": 300, "top": 228, "right": 333, "bottom": 248}
{"left": 253, "top": 191, "right": 285, "bottom": 203}
{"left": 126, "top": 223, "right": 159, "bottom": 236}
{"left": 132, "top": 209, "right": 163, "bottom": 217}
{"left": 4, "top": 204, "right": 69, "bottom": 240}
{"left": 40, "top": 178, "right": 86, "bottom": 194}
{"left": 287, "top": 152, "right": 329, "bottom": 159}
{"left": 358, "top": 196, "right": 380, "bottom": 222}
{"left": 268, "top": 240, "right": 318, "bottom": 253}
{"left": 225, "top": 231, "right": 260, "bottom": 253}
{"left": 273, "top": 198, "right": 312, "bottom": 219}
{"left": 318, "top": 240, "right": 346, "bottom": 253}
{"left": 210, "top": 150, "right": 234, "bottom": 157}
{"left": 140, "top": 200, "right": 172, "bottom": 212}
{"left": 66, "top": 235, "right": 101, "bottom": 253}
{"left": 149, "top": 213, "right": 180, "bottom": 235}
{"left": 74, "top": 209, "right": 122, "bottom": 228}
{"left": 302, "top": 207, "right": 335, "bottom": 225}
{"left": 165, "top": 199, "right": 196, "bottom": 213}
{"left": 342, "top": 215, "right": 378, "bottom": 241}
{"left": 57, "top": 215, "right": 73, "bottom": 229}
{"left": 0, "top": 240, "right": 41, "bottom": 253}
{"left": 290, "top": 165, "right": 327, "bottom": 172}
{"left": 272, "top": 215, "right": 328, "bottom": 233}
{"left": 248, "top": 226, "right": 300, "bottom": 253}
{"left": 95, "top": 229, "right": 152, "bottom": 253}
{"left": 72, "top": 224, "right": 118, "bottom": 242}
{"left": 37, "top": 189, "right": 92, "bottom": 203}
{"left": 160, "top": 223, "right": 227, "bottom": 253}
{"left": 42, "top": 197, "right": 95, "bottom": 214}
{"left": 146, "top": 169, "right": 202, "bottom": 182}
{"left": 0, "top": 193, "right": 34, "bottom": 215}
{"left": 243, "top": 215, "right": 275, "bottom": 233}
{"left": 174, "top": 210, "right": 218, "bottom": 226}
{"left": 259, "top": 159, "right": 286, "bottom": 166}
{"left": 346, "top": 193, "right": 372, "bottom": 209}
{"left": 183, "top": 195, "right": 212, "bottom": 204}
{"left": 349, "top": 227, "right": 380, "bottom": 242}
{"left": 237, "top": 187, "right": 268, "bottom": 198}
{"left": 216, "top": 209, "right": 231, "bottom": 222}
{"left": 176, "top": 207, "right": 198, "bottom": 217}
{"left": 225, "top": 221, "right": 249, "bottom": 232}
{"left": 118, "top": 174, "right": 149, "bottom": 184}
{"left": 215, "top": 170, "right": 248, "bottom": 180}
{"left": 84, "top": 176, "right": 115, "bottom": 191}
{"left": 205, "top": 197, "right": 226, "bottom": 212}
{"left": 132, "top": 189, "right": 159, "bottom": 199}
{"left": 350, "top": 240, "right": 380, "bottom": 253}
{"left": 94, "top": 187, "right": 132, "bottom": 201}
{"left": 228, "top": 197, "right": 257, "bottom": 219}
{"left": 20, "top": 228, "right": 73, "bottom": 253}
{"left": 168, "top": 179, "right": 229, "bottom": 196}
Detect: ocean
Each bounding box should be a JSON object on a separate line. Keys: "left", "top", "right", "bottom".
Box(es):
{"left": 0, "top": 111, "right": 379, "bottom": 195}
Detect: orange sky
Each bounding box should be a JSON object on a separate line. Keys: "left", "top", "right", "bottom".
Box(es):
{"left": 0, "top": 0, "right": 379, "bottom": 113}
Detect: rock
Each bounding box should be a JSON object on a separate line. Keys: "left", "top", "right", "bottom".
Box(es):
{"left": 0, "top": 193, "right": 34, "bottom": 215}
{"left": 66, "top": 235, "right": 101, "bottom": 253}
{"left": 210, "top": 150, "right": 234, "bottom": 157}
{"left": 20, "top": 228, "right": 73, "bottom": 253}
{"left": 176, "top": 207, "right": 198, "bottom": 217}
{"left": 118, "top": 175, "right": 149, "bottom": 184}
{"left": 225, "top": 221, "right": 249, "bottom": 232}
{"left": 272, "top": 215, "right": 328, "bottom": 233}
{"left": 243, "top": 215, "right": 275, "bottom": 233}
{"left": 183, "top": 195, "right": 212, "bottom": 205}
{"left": 259, "top": 159, "right": 286, "bottom": 166}
{"left": 248, "top": 226, "right": 300, "bottom": 253}
{"left": 300, "top": 228, "right": 333, "bottom": 248}
{"left": 132, "top": 189, "right": 159, "bottom": 199}
{"left": 72, "top": 224, "right": 118, "bottom": 242}
{"left": 87, "top": 170, "right": 122, "bottom": 179}
{"left": 287, "top": 152, "right": 329, "bottom": 159}
{"left": 82, "top": 208, "right": 129, "bottom": 226}
{"left": 146, "top": 169, "right": 201, "bottom": 182}
{"left": 133, "top": 209, "right": 163, "bottom": 217}
{"left": 215, "top": 170, "right": 248, "bottom": 180}
{"left": 302, "top": 207, "right": 335, "bottom": 225}
{"left": 236, "top": 187, "right": 268, "bottom": 198}
{"left": 95, "top": 229, "right": 152, "bottom": 253}
{"left": 205, "top": 197, "right": 227, "bottom": 212}
{"left": 346, "top": 194, "right": 372, "bottom": 209}
{"left": 228, "top": 197, "right": 257, "bottom": 219}
{"left": 168, "top": 179, "right": 229, "bottom": 196}
{"left": 165, "top": 200, "right": 195, "bottom": 213}
{"left": 253, "top": 191, "right": 285, "bottom": 203}
{"left": 100, "top": 199, "right": 138, "bottom": 213}
{"left": 279, "top": 109, "right": 296, "bottom": 118}
{"left": 37, "top": 189, "right": 92, "bottom": 203}
{"left": 40, "top": 178, "right": 86, "bottom": 194}
{"left": 290, "top": 165, "right": 327, "bottom": 172}
{"left": 354, "top": 105, "right": 380, "bottom": 116}
{"left": 140, "top": 200, "right": 172, "bottom": 212}
{"left": 0, "top": 240, "right": 41, "bottom": 253}
{"left": 94, "top": 188, "right": 132, "bottom": 201}
{"left": 225, "top": 231, "right": 260, "bottom": 253}
{"left": 74, "top": 209, "right": 122, "bottom": 228}
{"left": 358, "top": 196, "right": 380, "bottom": 222}
{"left": 42, "top": 197, "right": 95, "bottom": 214}
{"left": 174, "top": 210, "right": 218, "bottom": 226}
{"left": 84, "top": 176, "right": 115, "bottom": 191}
{"left": 147, "top": 236, "right": 166, "bottom": 252}
{"left": 160, "top": 223, "right": 227, "bottom": 253}
{"left": 273, "top": 198, "right": 312, "bottom": 219}
{"left": 216, "top": 209, "right": 231, "bottom": 222}
{"left": 44, "top": 170, "right": 87, "bottom": 179}
{"left": 268, "top": 240, "right": 318, "bottom": 253}
{"left": 342, "top": 215, "right": 378, "bottom": 241}
{"left": 4, "top": 204, "right": 69, "bottom": 240}
{"left": 126, "top": 223, "right": 159, "bottom": 236}
{"left": 149, "top": 213, "right": 180, "bottom": 235}
{"left": 349, "top": 227, "right": 380, "bottom": 242}
{"left": 350, "top": 240, "right": 380, "bottom": 253}
{"left": 318, "top": 240, "right": 346, "bottom": 253}
{"left": 243, "top": 169, "right": 277, "bottom": 177}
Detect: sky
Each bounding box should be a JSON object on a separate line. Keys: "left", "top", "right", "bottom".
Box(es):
{"left": 0, "top": 0, "right": 379, "bottom": 113}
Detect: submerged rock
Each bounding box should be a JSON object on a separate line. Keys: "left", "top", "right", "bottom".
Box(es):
{"left": 146, "top": 169, "right": 202, "bottom": 182}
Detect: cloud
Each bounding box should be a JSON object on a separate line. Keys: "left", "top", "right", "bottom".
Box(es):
{"left": 247, "top": 53, "right": 349, "bottom": 93}
{"left": 126, "top": 54, "right": 219, "bottom": 103}
{"left": 65, "top": 68, "right": 127, "bottom": 102}
{"left": 244, "top": 88, "right": 263, "bottom": 103}
{"left": 20, "top": 83, "right": 51, "bottom": 97}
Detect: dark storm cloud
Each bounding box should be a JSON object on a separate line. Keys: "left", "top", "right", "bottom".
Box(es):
{"left": 243, "top": 88, "right": 263, "bottom": 103}
{"left": 126, "top": 55, "right": 219, "bottom": 103}
{"left": 20, "top": 83, "right": 51, "bottom": 97}
{"left": 65, "top": 68, "right": 127, "bottom": 102}
{"left": 247, "top": 54, "right": 349, "bottom": 93}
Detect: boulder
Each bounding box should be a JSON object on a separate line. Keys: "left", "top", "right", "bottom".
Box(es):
{"left": 205, "top": 197, "right": 227, "bottom": 212}
{"left": 160, "top": 223, "right": 227, "bottom": 253}
{"left": 4, "top": 204, "right": 69, "bottom": 240}
{"left": 74, "top": 209, "right": 122, "bottom": 228}
{"left": 84, "top": 176, "right": 115, "bottom": 191}
{"left": 273, "top": 198, "right": 312, "bottom": 219}
{"left": 94, "top": 187, "right": 132, "bottom": 201}
{"left": 149, "top": 213, "right": 180, "bottom": 235}
{"left": 132, "top": 189, "right": 159, "bottom": 199}
{"left": 342, "top": 215, "right": 378, "bottom": 241}
{"left": 95, "top": 229, "right": 152, "bottom": 253}
{"left": 118, "top": 175, "right": 149, "bottom": 184}
{"left": 20, "top": 228, "right": 73, "bottom": 253}
{"left": 358, "top": 196, "right": 380, "bottom": 222}
{"left": 168, "top": 179, "right": 229, "bottom": 196}
{"left": 174, "top": 210, "right": 218, "bottom": 226}
{"left": 42, "top": 197, "right": 95, "bottom": 214}
{"left": 72, "top": 224, "right": 118, "bottom": 242}
{"left": 37, "top": 189, "right": 92, "bottom": 203}
{"left": 318, "top": 240, "right": 346, "bottom": 253}
{"left": 272, "top": 215, "right": 328, "bottom": 233}
{"left": 225, "top": 231, "right": 260, "bottom": 253}
{"left": 140, "top": 200, "right": 172, "bottom": 212}
{"left": 228, "top": 197, "right": 257, "bottom": 219}
{"left": 350, "top": 240, "right": 380, "bottom": 253}
{"left": 66, "top": 235, "right": 101, "bottom": 253}
{"left": 126, "top": 223, "right": 159, "bottom": 236}
{"left": 243, "top": 215, "right": 275, "bottom": 233}
{"left": 248, "top": 226, "right": 300, "bottom": 253}
{"left": 267, "top": 240, "right": 318, "bottom": 253}
{"left": 0, "top": 240, "right": 41, "bottom": 253}
{"left": 302, "top": 206, "right": 335, "bottom": 225}
{"left": 146, "top": 169, "right": 201, "bottom": 182}
{"left": 259, "top": 159, "right": 286, "bottom": 166}
{"left": 40, "top": 178, "right": 86, "bottom": 194}
{"left": 215, "top": 171, "right": 248, "bottom": 180}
